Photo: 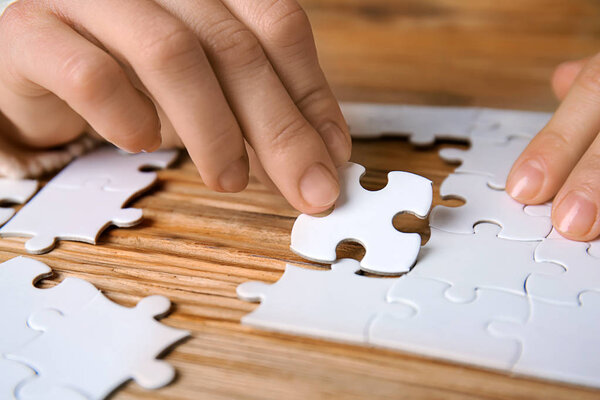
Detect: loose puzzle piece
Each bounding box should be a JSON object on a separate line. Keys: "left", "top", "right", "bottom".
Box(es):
{"left": 237, "top": 259, "right": 415, "bottom": 343}
{"left": 0, "top": 182, "right": 143, "bottom": 254}
{"left": 429, "top": 173, "right": 552, "bottom": 240}
{"left": 0, "top": 178, "right": 38, "bottom": 227}
{"left": 0, "top": 357, "right": 34, "bottom": 400}
{"left": 470, "top": 108, "right": 551, "bottom": 143}
{"left": 489, "top": 291, "right": 600, "bottom": 388}
{"left": 438, "top": 136, "right": 530, "bottom": 189}
{"left": 526, "top": 229, "right": 599, "bottom": 305}
{"left": 368, "top": 277, "right": 530, "bottom": 370}
{"left": 0, "top": 257, "right": 98, "bottom": 354}
{"left": 9, "top": 293, "right": 190, "bottom": 400}
{"left": 50, "top": 146, "right": 178, "bottom": 193}
{"left": 290, "top": 162, "right": 432, "bottom": 274}
{"left": 411, "top": 224, "right": 564, "bottom": 302}
{"left": 340, "top": 102, "right": 477, "bottom": 145}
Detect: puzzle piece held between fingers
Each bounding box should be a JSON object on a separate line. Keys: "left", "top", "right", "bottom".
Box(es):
{"left": 290, "top": 162, "right": 432, "bottom": 274}
{"left": 8, "top": 293, "right": 189, "bottom": 400}
{"left": 0, "top": 183, "right": 143, "bottom": 254}
{"left": 429, "top": 173, "right": 552, "bottom": 241}
{"left": 237, "top": 259, "right": 415, "bottom": 343}
{"left": 411, "top": 224, "right": 564, "bottom": 303}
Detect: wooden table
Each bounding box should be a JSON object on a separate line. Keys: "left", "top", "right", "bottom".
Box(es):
{"left": 3, "top": 1, "right": 600, "bottom": 399}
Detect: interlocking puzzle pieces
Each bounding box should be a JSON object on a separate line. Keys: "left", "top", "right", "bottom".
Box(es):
{"left": 0, "top": 178, "right": 38, "bottom": 227}
{"left": 0, "top": 182, "right": 144, "bottom": 254}
{"left": 340, "top": 102, "right": 477, "bottom": 145}
{"left": 411, "top": 224, "right": 564, "bottom": 303}
{"left": 0, "top": 357, "right": 34, "bottom": 400}
{"left": 489, "top": 291, "right": 600, "bottom": 388}
{"left": 525, "top": 229, "right": 600, "bottom": 305}
{"left": 368, "top": 277, "right": 530, "bottom": 370}
{"left": 429, "top": 173, "right": 552, "bottom": 241}
{"left": 237, "top": 259, "right": 415, "bottom": 343}
{"left": 438, "top": 136, "right": 530, "bottom": 189}
{"left": 50, "top": 146, "right": 179, "bottom": 193}
{"left": 8, "top": 293, "right": 190, "bottom": 400}
{"left": 291, "top": 162, "right": 432, "bottom": 275}
{"left": 469, "top": 108, "right": 551, "bottom": 143}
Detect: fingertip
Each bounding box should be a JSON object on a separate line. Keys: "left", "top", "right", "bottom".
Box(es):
{"left": 319, "top": 120, "right": 352, "bottom": 166}
{"left": 552, "top": 190, "right": 599, "bottom": 241}
{"left": 217, "top": 156, "right": 250, "bottom": 193}
{"left": 297, "top": 162, "right": 339, "bottom": 213}
{"left": 551, "top": 59, "right": 587, "bottom": 100}
{"left": 507, "top": 158, "right": 547, "bottom": 203}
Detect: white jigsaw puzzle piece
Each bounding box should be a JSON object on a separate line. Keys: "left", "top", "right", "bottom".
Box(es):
{"left": 470, "top": 108, "right": 551, "bottom": 142}
{"left": 0, "top": 178, "right": 38, "bottom": 227}
{"left": 0, "top": 257, "right": 98, "bottom": 354}
{"left": 526, "top": 229, "right": 600, "bottom": 305}
{"left": 8, "top": 293, "right": 189, "bottom": 400}
{"left": 291, "top": 162, "right": 432, "bottom": 274}
{"left": 237, "top": 259, "right": 415, "bottom": 343}
{"left": 0, "top": 183, "right": 144, "bottom": 254}
{"left": 340, "top": 102, "right": 477, "bottom": 145}
{"left": 412, "top": 224, "right": 564, "bottom": 302}
{"left": 50, "top": 146, "right": 178, "bottom": 193}
{"left": 438, "top": 136, "right": 530, "bottom": 189}
{"left": 429, "top": 173, "right": 552, "bottom": 240}
{"left": 489, "top": 291, "right": 600, "bottom": 388}
{"left": 368, "top": 277, "right": 529, "bottom": 370}
{"left": 0, "top": 357, "right": 35, "bottom": 400}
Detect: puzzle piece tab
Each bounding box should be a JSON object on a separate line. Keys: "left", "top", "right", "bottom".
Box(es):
{"left": 429, "top": 173, "right": 552, "bottom": 240}
{"left": 291, "top": 162, "right": 432, "bottom": 274}
{"left": 9, "top": 293, "right": 189, "bottom": 400}
{"left": 412, "top": 224, "right": 564, "bottom": 302}
{"left": 369, "top": 277, "right": 529, "bottom": 370}
{"left": 237, "top": 259, "right": 415, "bottom": 343}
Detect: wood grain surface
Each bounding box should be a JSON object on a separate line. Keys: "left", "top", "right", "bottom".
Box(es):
{"left": 3, "top": 0, "right": 600, "bottom": 399}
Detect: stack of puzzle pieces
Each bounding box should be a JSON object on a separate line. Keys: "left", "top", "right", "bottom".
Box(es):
{"left": 0, "top": 146, "right": 190, "bottom": 399}
{"left": 237, "top": 103, "right": 600, "bottom": 388}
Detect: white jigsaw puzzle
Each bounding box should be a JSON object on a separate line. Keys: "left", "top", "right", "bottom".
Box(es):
{"left": 0, "top": 178, "right": 38, "bottom": 227}
{"left": 526, "top": 229, "right": 600, "bottom": 305}
{"left": 0, "top": 357, "right": 34, "bottom": 400}
{"left": 438, "top": 136, "right": 530, "bottom": 189}
{"left": 50, "top": 146, "right": 179, "bottom": 193}
{"left": 340, "top": 102, "right": 477, "bottom": 144}
{"left": 411, "top": 224, "right": 564, "bottom": 302}
{"left": 368, "top": 277, "right": 530, "bottom": 370}
{"left": 489, "top": 291, "right": 600, "bottom": 388}
{"left": 429, "top": 173, "right": 552, "bottom": 240}
{"left": 237, "top": 259, "right": 415, "bottom": 343}
{"left": 8, "top": 292, "right": 190, "bottom": 400}
{"left": 290, "top": 162, "right": 432, "bottom": 275}
{"left": 0, "top": 182, "right": 144, "bottom": 254}
{"left": 470, "top": 108, "right": 551, "bottom": 142}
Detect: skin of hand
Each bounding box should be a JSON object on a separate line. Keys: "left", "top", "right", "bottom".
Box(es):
{"left": 506, "top": 54, "right": 600, "bottom": 241}
{"left": 0, "top": 0, "right": 352, "bottom": 215}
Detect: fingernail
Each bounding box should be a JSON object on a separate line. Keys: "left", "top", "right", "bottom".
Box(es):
{"left": 555, "top": 191, "right": 597, "bottom": 237}
{"left": 508, "top": 160, "right": 545, "bottom": 201}
{"left": 218, "top": 157, "right": 248, "bottom": 192}
{"left": 299, "top": 163, "right": 339, "bottom": 208}
{"left": 320, "top": 122, "right": 351, "bottom": 165}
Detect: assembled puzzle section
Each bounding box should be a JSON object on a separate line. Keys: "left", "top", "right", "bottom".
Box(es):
{"left": 291, "top": 162, "right": 432, "bottom": 275}
{"left": 0, "top": 178, "right": 38, "bottom": 227}
{"left": 0, "top": 146, "right": 178, "bottom": 254}
{"left": 0, "top": 256, "right": 189, "bottom": 400}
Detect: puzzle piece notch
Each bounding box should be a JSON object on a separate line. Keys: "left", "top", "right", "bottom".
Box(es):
{"left": 369, "top": 276, "right": 530, "bottom": 370}
{"left": 238, "top": 258, "right": 415, "bottom": 344}
{"left": 438, "top": 136, "right": 530, "bottom": 190}
{"left": 340, "top": 102, "right": 478, "bottom": 144}
{"left": 9, "top": 292, "right": 189, "bottom": 400}
{"left": 526, "top": 229, "right": 599, "bottom": 305}
{"left": 50, "top": 146, "right": 179, "bottom": 193}
{"left": 488, "top": 291, "right": 600, "bottom": 388}
{"left": 429, "top": 173, "right": 552, "bottom": 241}
{"left": 0, "top": 357, "right": 35, "bottom": 400}
{"left": 411, "top": 224, "right": 564, "bottom": 303}
{"left": 291, "top": 162, "right": 432, "bottom": 275}
{"left": 0, "top": 183, "right": 144, "bottom": 254}
{"left": 0, "top": 178, "right": 39, "bottom": 227}
{"left": 470, "top": 108, "right": 552, "bottom": 143}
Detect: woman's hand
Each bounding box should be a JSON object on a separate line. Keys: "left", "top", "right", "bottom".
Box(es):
{"left": 0, "top": 0, "right": 351, "bottom": 214}
{"left": 507, "top": 54, "right": 600, "bottom": 241}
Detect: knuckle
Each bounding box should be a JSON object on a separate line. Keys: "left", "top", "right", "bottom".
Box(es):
{"left": 295, "top": 84, "right": 332, "bottom": 112}
{"left": 577, "top": 59, "right": 600, "bottom": 95}
{"left": 139, "top": 24, "right": 199, "bottom": 70}
{"left": 61, "top": 53, "right": 122, "bottom": 103}
{"left": 259, "top": 0, "right": 312, "bottom": 47}
{"left": 205, "top": 20, "right": 264, "bottom": 69}
{"left": 270, "top": 114, "right": 310, "bottom": 151}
